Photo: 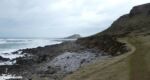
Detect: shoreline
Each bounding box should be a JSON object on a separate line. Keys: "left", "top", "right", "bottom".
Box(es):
{"left": 0, "top": 40, "right": 103, "bottom": 80}
{"left": 0, "top": 37, "right": 128, "bottom": 80}
{"left": 0, "top": 38, "right": 64, "bottom": 66}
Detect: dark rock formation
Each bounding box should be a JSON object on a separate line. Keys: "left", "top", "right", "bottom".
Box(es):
{"left": 129, "top": 3, "right": 150, "bottom": 17}
{"left": 77, "top": 35, "right": 127, "bottom": 56}
{"left": 0, "top": 56, "right": 10, "bottom": 61}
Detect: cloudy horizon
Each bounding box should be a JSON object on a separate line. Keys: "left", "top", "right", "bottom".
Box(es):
{"left": 0, "top": 0, "right": 149, "bottom": 38}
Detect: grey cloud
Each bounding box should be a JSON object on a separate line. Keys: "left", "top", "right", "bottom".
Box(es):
{"left": 0, "top": 0, "right": 149, "bottom": 38}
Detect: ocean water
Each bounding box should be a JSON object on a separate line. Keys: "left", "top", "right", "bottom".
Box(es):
{"left": 0, "top": 38, "right": 61, "bottom": 54}
{"left": 0, "top": 38, "right": 62, "bottom": 61}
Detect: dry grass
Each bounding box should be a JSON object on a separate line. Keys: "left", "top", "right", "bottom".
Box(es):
{"left": 129, "top": 36, "right": 150, "bottom": 80}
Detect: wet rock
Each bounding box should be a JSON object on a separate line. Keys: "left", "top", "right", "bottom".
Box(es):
{"left": 0, "top": 56, "right": 10, "bottom": 61}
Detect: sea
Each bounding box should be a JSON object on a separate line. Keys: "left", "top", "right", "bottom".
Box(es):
{"left": 0, "top": 38, "right": 62, "bottom": 54}
{"left": 0, "top": 38, "right": 63, "bottom": 80}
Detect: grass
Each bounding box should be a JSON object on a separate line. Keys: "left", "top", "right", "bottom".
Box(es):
{"left": 129, "top": 36, "right": 150, "bottom": 80}
{"left": 63, "top": 35, "right": 150, "bottom": 80}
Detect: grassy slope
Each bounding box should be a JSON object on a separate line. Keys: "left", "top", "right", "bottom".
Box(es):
{"left": 64, "top": 35, "right": 150, "bottom": 80}
{"left": 129, "top": 36, "right": 150, "bottom": 80}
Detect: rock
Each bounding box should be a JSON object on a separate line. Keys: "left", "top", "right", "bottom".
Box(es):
{"left": 129, "top": 3, "right": 150, "bottom": 17}
{"left": 15, "top": 57, "right": 35, "bottom": 65}
{"left": 50, "top": 52, "right": 101, "bottom": 73}
{"left": 0, "top": 56, "right": 10, "bottom": 61}
{"left": 77, "top": 35, "right": 126, "bottom": 56}
{"left": 45, "top": 66, "right": 57, "bottom": 74}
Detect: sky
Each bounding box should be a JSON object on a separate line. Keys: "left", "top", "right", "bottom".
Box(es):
{"left": 0, "top": 0, "right": 149, "bottom": 38}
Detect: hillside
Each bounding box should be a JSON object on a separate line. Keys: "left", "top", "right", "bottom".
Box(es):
{"left": 99, "top": 3, "right": 150, "bottom": 36}
{"left": 64, "top": 3, "right": 150, "bottom": 80}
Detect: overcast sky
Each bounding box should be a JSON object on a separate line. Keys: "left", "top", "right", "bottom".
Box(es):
{"left": 0, "top": 0, "right": 149, "bottom": 38}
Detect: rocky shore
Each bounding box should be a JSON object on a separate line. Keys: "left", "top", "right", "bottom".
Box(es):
{"left": 0, "top": 36, "right": 128, "bottom": 80}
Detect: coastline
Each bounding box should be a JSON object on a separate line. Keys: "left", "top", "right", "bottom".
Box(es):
{"left": 0, "top": 39, "right": 107, "bottom": 80}
{"left": 0, "top": 36, "right": 128, "bottom": 80}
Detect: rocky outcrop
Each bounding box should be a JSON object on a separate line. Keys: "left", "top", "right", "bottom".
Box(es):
{"left": 49, "top": 52, "right": 106, "bottom": 73}
{"left": 77, "top": 35, "right": 128, "bottom": 56}
{"left": 129, "top": 3, "right": 150, "bottom": 17}
{"left": 64, "top": 34, "right": 81, "bottom": 39}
